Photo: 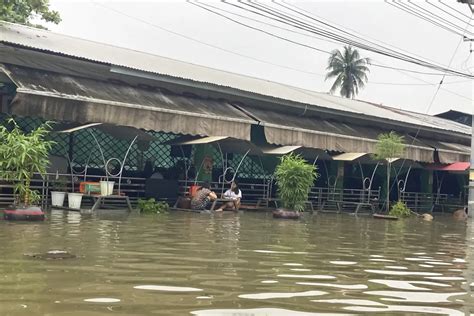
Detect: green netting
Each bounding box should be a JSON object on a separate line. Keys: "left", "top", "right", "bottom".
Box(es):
{"left": 0, "top": 115, "right": 268, "bottom": 179}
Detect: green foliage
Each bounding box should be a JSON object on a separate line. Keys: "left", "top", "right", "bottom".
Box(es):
{"left": 275, "top": 154, "right": 318, "bottom": 212}
{"left": 389, "top": 200, "right": 412, "bottom": 217}
{"left": 0, "top": 119, "right": 54, "bottom": 205}
{"left": 52, "top": 177, "right": 68, "bottom": 191}
{"left": 373, "top": 131, "right": 405, "bottom": 160}
{"left": 137, "top": 198, "right": 169, "bottom": 214}
{"left": 373, "top": 131, "right": 405, "bottom": 212}
{"left": 326, "top": 45, "right": 371, "bottom": 98}
{"left": 0, "top": 0, "right": 61, "bottom": 29}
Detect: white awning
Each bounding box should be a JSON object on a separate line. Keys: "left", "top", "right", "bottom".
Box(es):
{"left": 261, "top": 146, "right": 302, "bottom": 155}
{"left": 332, "top": 153, "right": 368, "bottom": 161}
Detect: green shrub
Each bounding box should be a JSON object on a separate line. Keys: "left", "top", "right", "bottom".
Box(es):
{"left": 275, "top": 153, "right": 318, "bottom": 212}
{"left": 0, "top": 119, "right": 54, "bottom": 206}
{"left": 389, "top": 200, "right": 412, "bottom": 217}
{"left": 137, "top": 198, "right": 169, "bottom": 214}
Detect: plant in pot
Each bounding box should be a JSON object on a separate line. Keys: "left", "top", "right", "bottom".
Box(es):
{"left": 51, "top": 173, "right": 68, "bottom": 208}
{"left": 0, "top": 119, "right": 55, "bottom": 220}
{"left": 372, "top": 131, "right": 405, "bottom": 216}
{"left": 273, "top": 153, "right": 318, "bottom": 219}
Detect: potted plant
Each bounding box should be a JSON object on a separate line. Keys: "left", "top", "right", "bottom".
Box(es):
{"left": 0, "top": 119, "right": 55, "bottom": 220}
{"left": 273, "top": 154, "right": 318, "bottom": 219}
{"left": 372, "top": 131, "right": 405, "bottom": 215}
{"left": 51, "top": 175, "right": 68, "bottom": 207}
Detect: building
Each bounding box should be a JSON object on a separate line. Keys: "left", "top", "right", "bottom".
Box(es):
{"left": 0, "top": 21, "right": 471, "bottom": 211}
{"left": 436, "top": 110, "right": 472, "bottom": 126}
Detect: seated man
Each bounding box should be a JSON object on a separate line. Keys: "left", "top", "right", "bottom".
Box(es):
{"left": 191, "top": 181, "right": 217, "bottom": 210}
{"left": 216, "top": 181, "right": 242, "bottom": 212}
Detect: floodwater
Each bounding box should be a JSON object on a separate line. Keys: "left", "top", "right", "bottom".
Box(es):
{"left": 1, "top": 210, "right": 474, "bottom": 316}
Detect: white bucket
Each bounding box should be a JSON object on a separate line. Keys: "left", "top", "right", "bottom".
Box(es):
{"left": 51, "top": 191, "right": 66, "bottom": 207}
{"left": 100, "top": 181, "right": 115, "bottom": 196}
{"left": 68, "top": 193, "right": 83, "bottom": 210}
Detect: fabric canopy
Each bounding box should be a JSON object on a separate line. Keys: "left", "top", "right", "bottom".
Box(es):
{"left": 427, "top": 162, "right": 470, "bottom": 171}
{"left": 237, "top": 105, "right": 469, "bottom": 163}
{"left": 166, "top": 135, "right": 263, "bottom": 156}
{"left": 54, "top": 122, "right": 157, "bottom": 143}
{"left": 2, "top": 64, "right": 255, "bottom": 140}
{"left": 332, "top": 153, "right": 368, "bottom": 161}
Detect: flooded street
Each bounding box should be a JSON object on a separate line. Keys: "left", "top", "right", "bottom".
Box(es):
{"left": 0, "top": 210, "right": 473, "bottom": 315}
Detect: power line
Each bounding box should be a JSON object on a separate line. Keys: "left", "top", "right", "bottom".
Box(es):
{"left": 404, "top": 0, "right": 474, "bottom": 36}
{"left": 427, "top": 0, "right": 474, "bottom": 27}
{"left": 387, "top": 0, "right": 470, "bottom": 37}
{"left": 196, "top": 1, "right": 341, "bottom": 46}
{"left": 90, "top": 0, "right": 462, "bottom": 81}
{"left": 92, "top": 0, "right": 473, "bottom": 89}
{"left": 439, "top": 0, "right": 473, "bottom": 20}
{"left": 237, "top": 0, "right": 472, "bottom": 77}
{"left": 387, "top": 9, "right": 473, "bottom": 200}
{"left": 273, "top": 0, "right": 469, "bottom": 76}
{"left": 89, "top": 0, "right": 331, "bottom": 76}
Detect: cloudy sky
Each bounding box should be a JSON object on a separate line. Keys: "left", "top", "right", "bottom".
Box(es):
{"left": 45, "top": 0, "right": 473, "bottom": 115}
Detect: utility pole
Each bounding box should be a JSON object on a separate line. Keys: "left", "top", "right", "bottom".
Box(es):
{"left": 458, "top": 0, "right": 474, "bottom": 217}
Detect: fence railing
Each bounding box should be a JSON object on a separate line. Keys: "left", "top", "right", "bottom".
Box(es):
{"left": 1, "top": 174, "right": 466, "bottom": 213}
{"left": 399, "top": 191, "right": 466, "bottom": 212}
{"left": 177, "top": 180, "right": 269, "bottom": 203}
{"left": 0, "top": 173, "right": 146, "bottom": 207}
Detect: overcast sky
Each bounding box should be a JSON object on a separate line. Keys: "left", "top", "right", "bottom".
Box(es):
{"left": 45, "top": 0, "right": 473, "bottom": 115}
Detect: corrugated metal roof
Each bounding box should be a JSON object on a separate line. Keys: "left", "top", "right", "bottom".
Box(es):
{"left": 0, "top": 21, "right": 471, "bottom": 136}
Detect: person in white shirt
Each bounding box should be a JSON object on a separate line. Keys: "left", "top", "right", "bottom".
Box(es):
{"left": 215, "top": 181, "right": 242, "bottom": 212}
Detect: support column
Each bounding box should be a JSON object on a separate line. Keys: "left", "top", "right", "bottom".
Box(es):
{"left": 469, "top": 113, "right": 474, "bottom": 218}
{"left": 420, "top": 169, "right": 433, "bottom": 194}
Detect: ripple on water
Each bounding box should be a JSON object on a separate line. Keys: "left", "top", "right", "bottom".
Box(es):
{"left": 385, "top": 266, "right": 408, "bottom": 270}
{"left": 254, "top": 250, "right": 290, "bottom": 254}
{"left": 83, "top": 298, "right": 121, "bottom": 303}
{"left": 278, "top": 274, "right": 337, "bottom": 280}
{"left": 426, "top": 261, "right": 453, "bottom": 266}
{"left": 364, "top": 290, "right": 466, "bottom": 303}
{"left": 344, "top": 305, "right": 463, "bottom": 315}
{"left": 191, "top": 308, "right": 355, "bottom": 315}
{"left": 419, "top": 264, "right": 434, "bottom": 268}
{"left": 261, "top": 280, "right": 279, "bottom": 284}
{"left": 312, "top": 299, "right": 384, "bottom": 306}
{"left": 425, "top": 276, "right": 465, "bottom": 281}
{"left": 238, "top": 290, "right": 327, "bottom": 300}
{"left": 369, "top": 279, "right": 451, "bottom": 291}
{"left": 133, "top": 285, "right": 203, "bottom": 292}
{"left": 369, "top": 258, "right": 395, "bottom": 262}
{"left": 284, "top": 263, "right": 303, "bottom": 266}
{"left": 297, "top": 282, "right": 367, "bottom": 290}
{"left": 364, "top": 269, "right": 442, "bottom": 276}
{"left": 330, "top": 261, "right": 357, "bottom": 265}
{"left": 291, "top": 268, "right": 312, "bottom": 272}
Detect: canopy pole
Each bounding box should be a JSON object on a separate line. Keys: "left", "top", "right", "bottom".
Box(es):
{"left": 469, "top": 113, "right": 474, "bottom": 218}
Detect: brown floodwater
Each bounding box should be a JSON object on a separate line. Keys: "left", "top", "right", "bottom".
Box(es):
{"left": 0, "top": 210, "right": 473, "bottom": 315}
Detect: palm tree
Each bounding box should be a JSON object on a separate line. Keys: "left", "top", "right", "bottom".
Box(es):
{"left": 326, "top": 46, "right": 370, "bottom": 99}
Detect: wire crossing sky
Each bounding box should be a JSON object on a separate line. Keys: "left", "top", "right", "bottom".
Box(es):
{"left": 42, "top": 0, "right": 474, "bottom": 114}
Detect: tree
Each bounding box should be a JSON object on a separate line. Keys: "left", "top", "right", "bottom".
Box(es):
{"left": 0, "top": 0, "right": 61, "bottom": 29}
{"left": 373, "top": 131, "right": 405, "bottom": 213}
{"left": 326, "top": 45, "right": 370, "bottom": 99}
